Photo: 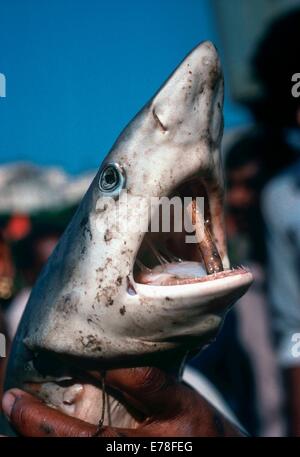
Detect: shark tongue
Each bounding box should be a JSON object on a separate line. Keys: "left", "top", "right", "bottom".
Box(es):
{"left": 136, "top": 261, "right": 207, "bottom": 285}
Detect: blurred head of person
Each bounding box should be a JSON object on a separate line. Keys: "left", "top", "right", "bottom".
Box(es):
{"left": 250, "top": 8, "right": 300, "bottom": 129}
{"left": 226, "top": 141, "right": 264, "bottom": 236}
{"left": 225, "top": 9, "right": 300, "bottom": 265}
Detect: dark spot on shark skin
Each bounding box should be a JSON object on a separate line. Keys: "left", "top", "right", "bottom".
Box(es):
{"left": 92, "top": 314, "right": 102, "bottom": 324}
{"left": 119, "top": 306, "right": 126, "bottom": 316}
{"left": 208, "top": 64, "right": 219, "bottom": 90}
{"left": 96, "top": 257, "right": 112, "bottom": 274}
{"left": 96, "top": 204, "right": 108, "bottom": 214}
{"left": 121, "top": 248, "right": 133, "bottom": 256}
{"left": 106, "top": 298, "right": 114, "bottom": 307}
{"left": 116, "top": 276, "right": 122, "bottom": 286}
{"left": 104, "top": 229, "right": 113, "bottom": 242}
{"left": 79, "top": 335, "right": 102, "bottom": 352}
{"left": 56, "top": 294, "right": 79, "bottom": 316}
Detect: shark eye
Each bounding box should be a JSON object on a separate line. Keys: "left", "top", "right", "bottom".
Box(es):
{"left": 98, "top": 163, "right": 126, "bottom": 195}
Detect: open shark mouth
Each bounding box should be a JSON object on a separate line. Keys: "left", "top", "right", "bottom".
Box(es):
{"left": 134, "top": 175, "right": 246, "bottom": 287}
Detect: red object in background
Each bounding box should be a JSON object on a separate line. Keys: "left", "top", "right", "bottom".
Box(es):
{"left": 4, "top": 215, "right": 32, "bottom": 241}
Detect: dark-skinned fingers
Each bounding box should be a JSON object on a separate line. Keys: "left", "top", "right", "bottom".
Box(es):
{"left": 2, "top": 389, "right": 153, "bottom": 437}
{"left": 2, "top": 389, "right": 102, "bottom": 437}
{"left": 105, "top": 367, "right": 187, "bottom": 417}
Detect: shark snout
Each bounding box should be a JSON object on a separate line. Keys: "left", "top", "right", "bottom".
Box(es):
{"left": 151, "top": 41, "right": 222, "bottom": 141}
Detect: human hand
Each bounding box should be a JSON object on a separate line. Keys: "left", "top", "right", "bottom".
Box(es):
{"left": 2, "top": 366, "right": 243, "bottom": 437}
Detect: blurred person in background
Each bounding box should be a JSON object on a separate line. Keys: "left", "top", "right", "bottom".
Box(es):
{"left": 262, "top": 158, "right": 300, "bottom": 437}
{"left": 192, "top": 9, "right": 300, "bottom": 436}
{"left": 226, "top": 9, "right": 300, "bottom": 436}
{"left": 244, "top": 9, "right": 300, "bottom": 437}
{"left": 226, "top": 7, "right": 300, "bottom": 267}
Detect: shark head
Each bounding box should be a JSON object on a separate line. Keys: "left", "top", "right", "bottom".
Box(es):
{"left": 5, "top": 41, "right": 253, "bottom": 429}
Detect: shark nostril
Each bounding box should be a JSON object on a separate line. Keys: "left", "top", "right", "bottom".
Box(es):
{"left": 152, "top": 108, "right": 167, "bottom": 133}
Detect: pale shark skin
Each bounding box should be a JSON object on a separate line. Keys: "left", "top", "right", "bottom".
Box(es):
{"left": 5, "top": 42, "right": 252, "bottom": 406}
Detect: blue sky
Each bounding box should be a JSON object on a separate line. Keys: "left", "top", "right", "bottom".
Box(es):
{"left": 0, "top": 0, "right": 250, "bottom": 174}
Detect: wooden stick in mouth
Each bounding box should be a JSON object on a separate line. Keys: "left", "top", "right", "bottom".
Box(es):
{"left": 186, "top": 197, "right": 223, "bottom": 275}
